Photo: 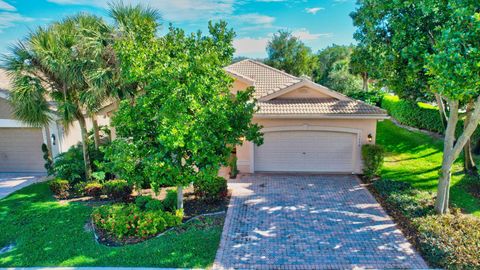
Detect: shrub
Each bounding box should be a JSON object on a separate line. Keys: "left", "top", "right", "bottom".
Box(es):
{"left": 49, "top": 179, "right": 70, "bottom": 199}
{"left": 91, "top": 204, "right": 183, "bottom": 240}
{"left": 228, "top": 154, "right": 239, "bottom": 179}
{"left": 85, "top": 182, "right": 104, "bottom": 198}
{"left": 163, "top": 190, "right": 177, "bottom": 212}
{"left": 41, "top": 143, "right": 54, "bottom": 175}
{"left": 103, "top": 180, "right": 132, "bottom": 201}
{"left": 145, "top": 199, "right": 164, "bottom": 211}
{"left": 53, "top": 146, "right": 85, "bottom": 184}
{"left": 72, "top": 181, "right": 87, "bottom": 196}
{"left": 346, "top": 90, "right": 384, "bottom": 106}
{"left": 135, "top": 196, "right": 152, "bottom": 210}
{"left": 194, "top": 176, "right": 228, "bottom": 202}
{"left": 415, "top": 212, "right": 480, "bottom": 269}
{"left": 361, "top": 144, "right": 385, "bottom": 181}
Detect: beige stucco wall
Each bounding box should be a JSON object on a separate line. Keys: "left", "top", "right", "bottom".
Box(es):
{"left": 236, "top": 118, "right": 378, "bottom": 174}
{"left": 275, "top": 86, "right": 331, "bottom": 99}
{"left": 0, "top": 98, "right": 13, "bottom": 119}
{"left": 58, "top": 115, "right": 111, "bottom": 152}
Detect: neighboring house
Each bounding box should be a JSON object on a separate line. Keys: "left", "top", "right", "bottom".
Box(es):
{"left": 1, "top": 60, "right": 387, "bottom": 174}
{"left": 225, "top": 60, "right": 388, "bottom": 174}
{"left": 0, "top": 69, "right": 109, "bottom": 173}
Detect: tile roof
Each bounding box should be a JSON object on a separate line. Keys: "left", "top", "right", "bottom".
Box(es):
{"left": 225, "top": 60, "right": 387, "bottom": 117}
{"left": 225, "top": 59, "right": 301, "bottom": 99}
{"left": 256, "top": 98, "right": 386, "bottom": 115}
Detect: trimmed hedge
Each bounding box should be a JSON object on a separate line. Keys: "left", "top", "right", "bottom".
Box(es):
{"left": 381, "top": 95, "right": 480, "bottom": 141}
{"left": 361, "top": 144, "right": 385, "bottom": 181}
{"left": 381, "top": 95, "right": 445, "bottom": 133}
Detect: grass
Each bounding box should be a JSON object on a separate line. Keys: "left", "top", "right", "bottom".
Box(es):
{"left": 0, "top": 182, "right": 223, "bottom": 267}
{"left": 377, "top": 120, "right": 480, "bottom": 217}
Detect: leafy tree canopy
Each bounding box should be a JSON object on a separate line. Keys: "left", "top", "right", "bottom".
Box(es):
{"left": 106, "top": 20, "right": 263, "bottom": 192}
{"left": 265, "top": 30, "right": 316, "bottom": 77}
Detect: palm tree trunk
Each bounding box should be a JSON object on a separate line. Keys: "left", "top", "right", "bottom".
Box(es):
{"left": 177, "top": 184, "right": 183, "bottom": 210}
{"left": 91, "top": 114, "right": 101, "bottom": 150}
{"left": 77, "top": 113, "right": 92, "bottom": 180}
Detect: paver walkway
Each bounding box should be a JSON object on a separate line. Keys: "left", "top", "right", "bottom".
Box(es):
{"left": 214, "top": 174, "right": 429, "bottom": 269}
{"left": 0, "top": 173, "right": 46, "bottom": 199}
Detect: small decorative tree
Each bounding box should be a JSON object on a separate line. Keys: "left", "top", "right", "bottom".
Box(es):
{"left": 41, "top": 143, "right": 54, "bottom": 175}
{"left": 106, "top": 18, "right": 262, "bottom": 209}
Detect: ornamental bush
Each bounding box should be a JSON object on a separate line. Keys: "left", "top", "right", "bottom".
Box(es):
{"left": 162, "top": 190, "right": 177, "bottom": 212}
{"left": 361, "top": 144, "right": 385, "bottom": 181}
{"left": 193, "top": 176, "right": 228, "bottom": 202}
{"left": 91, "top": 204, "right": 183, "bottom": 240}
{"left": 415, "top": 211, "right": 480, "bottom": 269}
{"left": 103, "top": 180, "right": 132, "bottom": 201}
{"left": 85, "top": 182, "right": 104, "bottom": 198}
{"left": 49, "top": 179, "right": 70, "bottom": 199}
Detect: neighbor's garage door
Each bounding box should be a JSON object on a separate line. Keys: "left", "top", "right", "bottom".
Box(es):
{"left": 0, "top": 128, "right": 45, "bottom": 172}
{"left": 254, "top": 131, "right": 356, "bottom": 173}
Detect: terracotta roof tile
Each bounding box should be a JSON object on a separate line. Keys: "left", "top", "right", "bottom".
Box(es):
{"left": 256, "top": 98, "right": 387, "bottom": 115}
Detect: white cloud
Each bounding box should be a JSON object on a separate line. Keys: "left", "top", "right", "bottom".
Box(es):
{"left": 0, "top": 12, "right": 34, "bottom": 33}
{"left": 0, "top": 0, "right": 15, "bottom": 11}
{"left": 235, "top": 13, "right": 274, "bottom": 25}
{"left": 47, "top": 0, "right": 235, "bottom": 22}
{"left": 305, "top": 7, "right": 324, "bottom": 15}
{"left": 292, "top": 29, "right": 332, "bottom": 40}
{"left": 233, "top": 37, "right": 269, "bottom": 56}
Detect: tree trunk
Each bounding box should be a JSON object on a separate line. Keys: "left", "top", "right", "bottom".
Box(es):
{"left": 464, "top": 100, "right": 477, "bottom": 174}
{"left": 362, "top": 72, "right": 369, "bottom": 91}
{"left": 77, "top": 114, "right": 92, "bottom": 180}
{"left": 177, "top": 184, "right": 183, "bottom": 210}
{"left": 435, "top": 96, "right": 480, "bottom": 214}
{"left": 91, "top": 114, "right": 101, "bottom": 150}
{"left": 435, "top": 93, "right": 448, "bottom": 129}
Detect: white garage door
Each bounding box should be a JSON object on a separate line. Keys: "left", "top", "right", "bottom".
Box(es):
{"left": 254, "top": 130, "right": 356, "bottom": 173}
{"left": 0, "top": 128, "right": 45, "bottom": 172}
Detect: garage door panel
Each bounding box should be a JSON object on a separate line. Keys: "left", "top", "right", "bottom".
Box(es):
{"left": 254, "top": 130, "right": 355, "bottom": 173}
{"left": 0, "top": 128, "right": 45, "bottom": 172}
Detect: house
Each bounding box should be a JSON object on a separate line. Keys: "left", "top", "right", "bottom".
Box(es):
{"left": 1, "top": 60, "right": 387, "bottom": 174}
{"left": 225, "top": 60, "right": 388, "bottom": 174}
{"left": 0, "top": 69, "right": 109, "bottom": 173}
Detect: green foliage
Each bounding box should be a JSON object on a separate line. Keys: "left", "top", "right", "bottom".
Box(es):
{"left": 324, "top": 59, "right": 362, "bottom": 93}
{"left": 0, "top": 181, "right": 223, "bottom": 267}
{"left": 228, "top": 154, "right": 238, "bottom": 179}
{"left": 48, "top": 179, "right": 70, "bottom": 199}
{"left": 361, "top": 144, "right": 385, "bottom": 181}
{"left": 163, "top": 190, "right": 178, "bottom": 212}
{"left": 313, "top": 44, "right": 352, "bottom": 85}
{"left": 415, "top": 212, "right": 480, "bottom": 269}
{"left": 265, "top": 30, "right": 316, "bottom": 77}
{"left": 426, "top": 5, "right": 480, "bottom": 101}
{"left": 72, "top": 181, "right": 87, "bottom": 196}
{"left": 193, "top": 176, "right": 228, "bottom": 202}
{"left": 381, "top": 95, "right": 445, "bottom": 133}
{"left": 107, "top": 20, "right": 262, "bottom": 194}
{"left": 41, "top": 143, "right": 54, "bottom": 175}
{"left": 346, "top": 90, "right": 384, "bottom": 106}
{"left": 84, "top": 182, "right": 104, "bottom": 198}
{"left": 91, "top": 171, "right": 106, "bottom": 182}
{"left": 103, "top": 180, "right": 132, "bottom": 201}
{"left": 53, "top": 145, "right": 86, "bottom": 184}
{"left": 91, "top": 204, "right": 183, "bottom": 240}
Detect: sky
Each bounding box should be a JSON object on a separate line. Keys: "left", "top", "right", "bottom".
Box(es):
{"left": 0, "top": 0, "right": 358, "bottom": 59}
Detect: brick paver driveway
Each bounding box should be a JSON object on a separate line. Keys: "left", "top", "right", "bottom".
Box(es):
{"left": 214, "top": 174, "right": 428, "bottom": 269}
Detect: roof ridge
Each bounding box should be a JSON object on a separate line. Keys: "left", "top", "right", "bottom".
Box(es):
{"left": 244, "top": 59, "right": 300, "bottom": 80}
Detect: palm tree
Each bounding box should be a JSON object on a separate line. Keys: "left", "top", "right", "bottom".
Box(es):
{"left": 2, "top": 14, "right": 113, "bottom": 179}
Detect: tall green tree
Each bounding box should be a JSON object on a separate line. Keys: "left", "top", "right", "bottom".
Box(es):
{"left": 106, "top": 18, "right": 262, "bottom": 209}
{"left": 426, "top": 4, "right": 480, "bottom": 214}
{"left": 3, "top": 14, "right": 113, "bottom": 179}
{"left": 352, "top": 0, "right": 480, "bottom": 213}
{"left": 313, "top": 44, "right": 352, "bottom": 85}
{"left": 265, "top": 30, "right": 316, "bottom": 77}
{"left": 350, "top": 45, "right": 376, "bottom": 91}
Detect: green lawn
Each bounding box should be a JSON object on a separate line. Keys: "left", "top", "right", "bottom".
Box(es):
{"left": 0, "top": 182, "right": 223, "bottom": 267}
{"left": 377, "top": 120, "right": 480, "bottom": 217}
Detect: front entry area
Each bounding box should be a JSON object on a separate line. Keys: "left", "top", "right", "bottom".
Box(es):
{"left": 254, "top": 130, "right": 356, "bottom": 173}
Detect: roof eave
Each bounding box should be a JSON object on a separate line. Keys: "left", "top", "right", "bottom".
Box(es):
{"left": 253, "top": 113, "right": 390, "bottom": 120}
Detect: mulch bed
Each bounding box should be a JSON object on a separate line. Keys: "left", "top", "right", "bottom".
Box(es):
{"left": 91, "top": 189, "right": 230, "bottom": 247}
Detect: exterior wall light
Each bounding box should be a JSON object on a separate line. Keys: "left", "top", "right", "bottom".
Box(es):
{"left": 367, "top": 133, "right": 373, "bottom": 143}
{"left": 51, "top": 134, "right": 56, "bottom": 146}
